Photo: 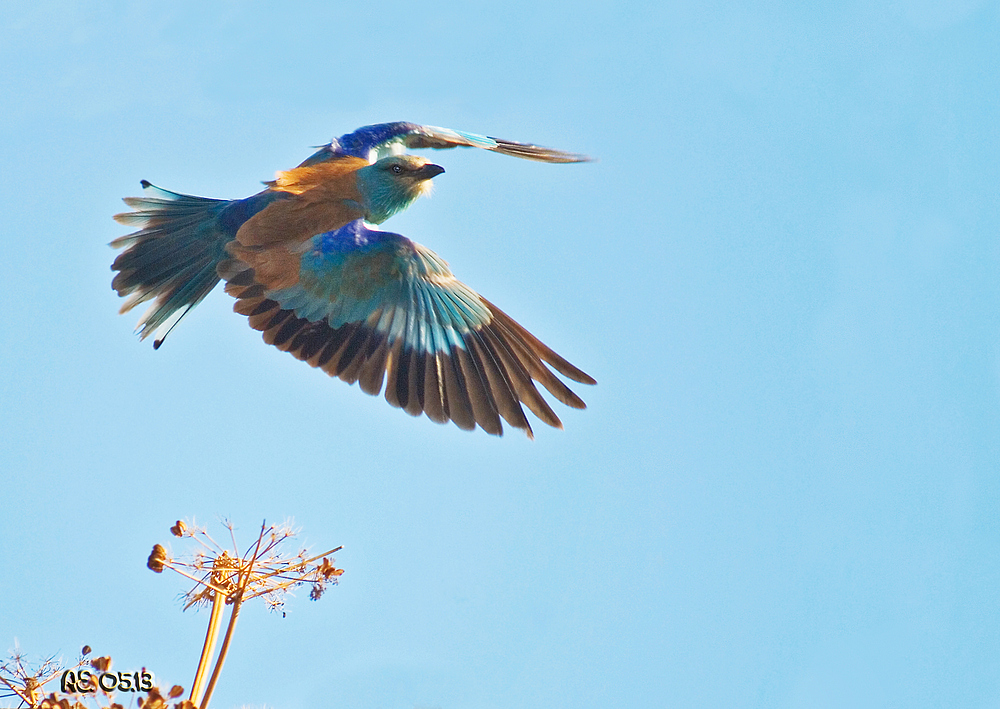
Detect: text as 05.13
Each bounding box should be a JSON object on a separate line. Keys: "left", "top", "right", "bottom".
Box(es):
{"left": 60, "top": 670, "right": 153, "bottom": 693}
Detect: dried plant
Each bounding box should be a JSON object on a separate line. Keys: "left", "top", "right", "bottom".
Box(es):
{"left": 1, "top": 645, "right": 184, "bottom": 709}
{"left": 4, "top": 518, "right": 342, "bottom": 709}
{"left": 0, "top": 643, "right": 83, "bottom": 708}
{"left": 147, "top": 519, "right": 343, "bottom": 709}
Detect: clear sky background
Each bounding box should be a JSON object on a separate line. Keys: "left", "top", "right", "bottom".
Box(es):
{"left": 2, "top": 2, "right": 998, "bottom": 708}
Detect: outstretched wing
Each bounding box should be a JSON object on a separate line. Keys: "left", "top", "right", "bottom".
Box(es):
{"left": 299, "top": 122, "right": 590, "bottom": 167}
{"left": 219, "top": 220, "right": 595, "bottom": 437}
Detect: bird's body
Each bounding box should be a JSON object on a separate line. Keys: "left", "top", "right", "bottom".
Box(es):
{"left": 112, "top": 122, "right": 594, "bottom": 437}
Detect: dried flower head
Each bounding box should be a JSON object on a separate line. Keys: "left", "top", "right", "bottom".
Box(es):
{"left": 144, "top": 519, "right": 343, "bottom": 709}
{"left": 147, "top": 545, "right": 167, "bottom": 573}
{"left": 309, "top": 557, "right": 346, "bottom": 601}
{"left": 148, "top": 519, "right": 343, "bottom": 614}
{"left": 137, "top": 685, "right": 181, "bottom": 709}
{"left": 0, "top": 644, "right": 101, "bottom": 709}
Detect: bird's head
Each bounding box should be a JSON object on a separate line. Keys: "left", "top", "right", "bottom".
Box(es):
{"left": 355, "top": 154, "right": 445, "bottom": 224}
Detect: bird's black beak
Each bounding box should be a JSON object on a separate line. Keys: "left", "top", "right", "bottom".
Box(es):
{"left": 417, "top": 163, "right": 445, "bottom": 180}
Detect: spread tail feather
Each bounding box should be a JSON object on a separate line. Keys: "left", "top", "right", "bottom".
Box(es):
{"left": 111, "top": 181, "right": 234, "bottom": 347}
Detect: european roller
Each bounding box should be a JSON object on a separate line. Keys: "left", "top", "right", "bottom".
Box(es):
{"left": 112, "top": 122, "right": 594, "bottom": 437}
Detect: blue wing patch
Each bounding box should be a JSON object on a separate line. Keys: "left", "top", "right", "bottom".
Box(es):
{"left": 269, "top": 221, "right": 492, "bottom": 351}
{"left": 219, "top": 220, "right": 594, "bottom": 437}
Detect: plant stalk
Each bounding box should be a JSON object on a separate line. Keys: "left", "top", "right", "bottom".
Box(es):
{"left": 198, "top": 591, "right": 243, "bottom": 709}
{"left": 189, "top": 588, "right": 225, "bottom": 704}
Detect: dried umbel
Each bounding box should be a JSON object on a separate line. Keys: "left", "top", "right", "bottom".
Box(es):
{"left": 146, "top": 519, "right": 343, "bottom": 610}
{"left": 0, "top": 644, "right": 90, "bottom": 707}
{"left": 147, "top": 518, "right": 343, "bottom": 709}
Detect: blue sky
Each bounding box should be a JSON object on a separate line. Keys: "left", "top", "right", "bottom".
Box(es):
{"left": 2, "top": 1, "right": 998, "bottom": 707}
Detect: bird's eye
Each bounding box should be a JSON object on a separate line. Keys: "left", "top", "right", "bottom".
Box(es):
{"left": 391, "top": 164, "right": 403, "bottom": 175}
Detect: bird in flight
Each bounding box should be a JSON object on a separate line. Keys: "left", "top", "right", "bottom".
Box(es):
{"left": 111, "top": 122, "right": 595, "bottom": 437}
